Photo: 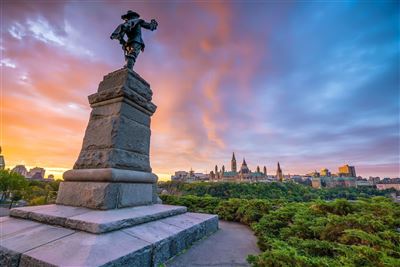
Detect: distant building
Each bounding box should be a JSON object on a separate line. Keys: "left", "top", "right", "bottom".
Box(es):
{"left": 338, "top": 164, "right": 356, "bottom": 177}
{"left": 27, "top": 167, "right": 45, "bottom": 179}
{"left": 376, "top": 184, "right": 400, "bottom": 191}
{"left": 375, "top": 178, "right": 400, "bottom": 191}
{"left": 337, "top": 177, "right": 357, "bottom": 187}
{"left": 11, "top": 165, "right": 51, "bottom": 181}
{"left": 171, "top": 171, "right": 189, "bottom": 181}
{"left": 11, "top": 165, "right": 28, "bottom": 177}
{"left": 212, "top": 152, "right": 270, "bottom": 182}
{"left": 356, "top": 180, "right": 374, "bottom": 187}
{"left": 311, "top": 177, "right": 322, "bottom": 189}
{"left": 231, "top": 153, "right": 237, "bottom": 173}
{"left": 0, "top": 146, "right": 5, "bottom": 170}
{"left": 171, "top": 169, "right": 210, "bottom": 182}
{"left": 368, "top": 176, "right": 380, "bottom": 185}
{"left": 310, "top": 170, "right": 320, "bottom": 177}
{"left": 320, "top": 168, "right": 331, "bottom": 177}
{"left": 240, "top": 158, "right": 250, "bottom": 174}
{"left": 276, "top": 162, "right": 283, "bottom": 182}
{"left": 324, "top": 176, "right": 356, "bottom": 188}
{"left": 31, "top": 172, "right": 44, "bottom": 180}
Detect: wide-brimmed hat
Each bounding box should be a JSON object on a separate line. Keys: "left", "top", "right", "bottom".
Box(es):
{"left": 121, "top": 10, "right": 140, "bottom": 20}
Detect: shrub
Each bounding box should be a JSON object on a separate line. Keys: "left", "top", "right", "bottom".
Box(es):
{"left": 29, "top": 196, "right": 46, "bottom": 206}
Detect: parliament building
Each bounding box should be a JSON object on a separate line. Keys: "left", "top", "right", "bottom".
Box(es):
{"left": 210, "top": 153, "right": 270, "bottom": 182}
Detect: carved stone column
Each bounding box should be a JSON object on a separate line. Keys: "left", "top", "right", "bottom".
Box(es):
{"left": 56, "top": 68, "right": 159, "bottom": 209}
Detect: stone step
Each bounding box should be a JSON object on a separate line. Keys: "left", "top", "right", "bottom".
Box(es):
{"left": 0, "top": 212, "right": 219, "bottom": 267}
{"left": 10, "top": 204, "right": 187, "bottom": 234}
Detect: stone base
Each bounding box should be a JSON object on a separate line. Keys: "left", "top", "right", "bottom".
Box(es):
{"left": 63, "top": 168, "right": 158, "bottom": 183}
{"left": 56, "top": 181, "right": 158, "bottom": 209}
{"left": 10, "top": 204, "right": 187, "bottom": 234}
{"left": 1, "top": 209, "right": 218, "bottom": 267}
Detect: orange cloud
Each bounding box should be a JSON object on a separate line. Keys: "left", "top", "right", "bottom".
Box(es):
{"left": 2, "top": 1, "right": 267, "bottom": 179}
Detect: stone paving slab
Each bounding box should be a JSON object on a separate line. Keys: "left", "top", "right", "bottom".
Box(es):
{"left": 0, "top": 216, "right": 11, "bottom": 222}
{"left": 20, "top": 230, "right": 151, "bottom": 267}
{"left": 0, "top": 218, "right": 43, "bottom": 237}
{"left": 0, "top": 211, "right": 219, "bottom": 267}
{"left": 0, "top": 218, "right": 75, "bottom": 266}
{"left": 10, "top": 204, "right": 187, "bottom": 234}
{"left": 10, "top": 204, "right": 90, "bottom": 225}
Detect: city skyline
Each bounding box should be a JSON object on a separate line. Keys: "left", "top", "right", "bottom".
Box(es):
{"left": 174, "top": 152, "right": 362, "bottom": 178}
{"left": 2, "top": 1, "right": 399, "bottom": 180}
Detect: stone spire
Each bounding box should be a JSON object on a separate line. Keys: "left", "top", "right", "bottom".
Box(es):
{"left": 231, "top": 152, "right": 237, "bottom": 173}
{"left": 276, "top": 162, "right": 283, "bottom": 182}
{"left": 263, "top": 166, "right": 267, "bottom": 175}
{"left": 240, "top": 158, "right": 250, "bottom": 174}
{"left": 256, "top": 166, "right": 260, "bottom": 173}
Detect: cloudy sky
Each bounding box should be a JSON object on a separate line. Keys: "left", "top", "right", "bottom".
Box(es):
{"left": 1, "top": 1, "right": 399, "bottom": 179}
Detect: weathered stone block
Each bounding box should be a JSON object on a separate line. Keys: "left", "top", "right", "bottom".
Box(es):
{"left": 56, "top": 181, "right": 157, "bottom": 210}
{"left": 79, "top": 114, "right": 150, "bottom": 155}
{"left": 123, "top": 220, "right": 184, "bottom": 266}
{"left": 74, "top": 148, "right": 151, "bottom": 172}
{"left": 56, "top": 181, "right": 119, "bottom": 209}
{"left": 98, "top": 68, "right": 152, "bottom": 101}
{"left": 186, "top": 212, "right": 220, "bottom": 236}
{"left": 91, "top": 101, "right": 150, "bottom": 127}
{"left": 118, "top": 183, "right": 153, "bottom": 207}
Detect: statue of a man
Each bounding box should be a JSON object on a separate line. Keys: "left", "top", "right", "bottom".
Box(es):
{"left": 110, "top": 10, "right": 158, "bottom": 69}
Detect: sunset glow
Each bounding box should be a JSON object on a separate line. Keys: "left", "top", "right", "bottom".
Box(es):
{"left": 2, "top": 1, "right": 399, "bottom": 179}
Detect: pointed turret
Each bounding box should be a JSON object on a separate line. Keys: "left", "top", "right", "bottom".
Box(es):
{"left": 240, "top": 158, "right": 250, "bottom": 174}
{"left": 276, "top": 162, "right": 283, "bottom": 182}
{"left": 231, "top": 152, "right": 237, "bottom": 173}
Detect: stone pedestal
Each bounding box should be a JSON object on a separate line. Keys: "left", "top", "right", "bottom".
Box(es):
{"left": 1, "top": 68, "right": 219, "bottom": 267}
{"left": 57, "top": 68, "right": 159, "bottom": 209}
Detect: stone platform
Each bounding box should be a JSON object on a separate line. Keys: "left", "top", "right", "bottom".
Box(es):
{"left": 1, "top": 207, "right": 218, "bottom": 267}
{"left": 9, "top": 204, "right": 187, "bottom": 233}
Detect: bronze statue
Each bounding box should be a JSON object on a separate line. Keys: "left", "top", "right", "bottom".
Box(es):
{"left": 110, "top": 10, "right": 158, "bottom": 69}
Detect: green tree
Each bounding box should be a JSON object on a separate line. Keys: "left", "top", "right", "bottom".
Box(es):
{"left": 0, "top": 169, "right": 28, "bottom": 203}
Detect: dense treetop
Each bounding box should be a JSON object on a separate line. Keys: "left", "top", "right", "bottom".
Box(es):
{"left": 160, "top": 182, "right": 400, "bottom": 266}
